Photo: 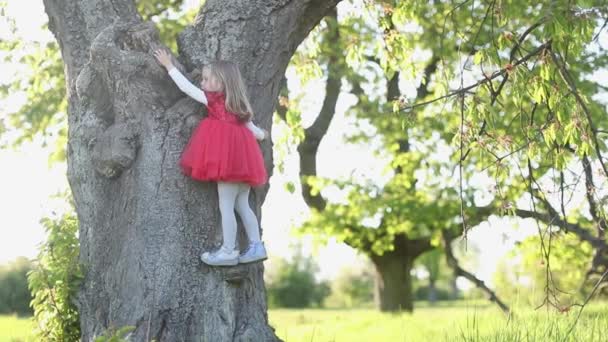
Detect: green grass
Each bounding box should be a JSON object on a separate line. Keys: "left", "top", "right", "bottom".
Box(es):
{"left": 267, "top": 301, "right": 608, "bottom": 342}
{"left": 2, "top": 301, "right": 607, "bottom": 341}
{"left": 0, "top": 315, "right": 35, "bottom": 342}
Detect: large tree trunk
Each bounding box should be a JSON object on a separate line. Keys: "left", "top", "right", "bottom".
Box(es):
{"left": 370, "top": 252, "right": 415, "bottom": 312}
{"left": 42, "top": 0, "right": 340, "bottom": 340}
{"left": 366, "top": 235, "right": 431, "bottom": 312}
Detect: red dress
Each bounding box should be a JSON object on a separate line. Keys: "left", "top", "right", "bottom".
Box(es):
{"left": 179, "top": 91, "right": 267, "bottom": 187}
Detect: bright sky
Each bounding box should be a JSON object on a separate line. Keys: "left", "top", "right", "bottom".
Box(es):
{"left": 7, "top": 0, "right": 605, "bottom": 289}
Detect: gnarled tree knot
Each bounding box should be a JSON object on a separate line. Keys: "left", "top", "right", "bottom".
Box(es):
{"left": 91, "top": 123, "right": 139, "bottom": 178}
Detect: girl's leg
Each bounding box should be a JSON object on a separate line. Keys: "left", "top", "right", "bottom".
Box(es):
{"left": 234, "top": 184, "right": 261, "bottom": 243}
{"left": 217, "top": 182, "right": 240, "bottom": 250}
{"left": 235, "top": 183, "right": 267, "bottom": 264}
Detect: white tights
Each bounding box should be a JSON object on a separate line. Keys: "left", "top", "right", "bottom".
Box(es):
{"left": 217, "top": 182, "right": 261, "bottom": 250}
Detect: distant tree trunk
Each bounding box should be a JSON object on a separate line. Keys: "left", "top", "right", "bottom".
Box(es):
{"left": 449, "top": 272, "right": 460, "bottom": 300}
{"left": 367, "top": 234, "right": 432, "bottom": 312}
{"left": 428, "top": 279, "right": 438, "bottom": 304}
{"left": 370, "top": 252, "right": 415, "bottom": 312}
{"left": 586, "top": 246, "right": 608, "bottom": 295}
{"left": 42, "top": 0, "right": 340, "bottom": 340}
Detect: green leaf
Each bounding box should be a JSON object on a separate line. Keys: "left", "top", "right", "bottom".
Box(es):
{"left": 473, "top": 50, "right": 484, "bottom": 65}
{"left": 285, "top": 181, "right": 296, "bottom": 194}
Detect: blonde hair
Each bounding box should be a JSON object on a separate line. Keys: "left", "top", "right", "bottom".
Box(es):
{"left": 206, "top": 61, "right": 253, "bottom": 121}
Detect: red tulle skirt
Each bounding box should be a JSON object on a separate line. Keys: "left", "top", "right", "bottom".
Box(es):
{"left": 179, "top": 118, "right": 267, "bottom": 187}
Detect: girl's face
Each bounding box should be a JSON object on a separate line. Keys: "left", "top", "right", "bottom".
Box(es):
{"left": 201, "top": 68, "right": 223, "bottom": 92}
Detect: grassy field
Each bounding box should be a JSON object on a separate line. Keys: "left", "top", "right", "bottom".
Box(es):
{"left": 1, "top": 301, "right": 607, "bottom": 341}
{"left": 269, "top": 301, "right": 608, "bottom": 341}
{"left": 0, "top": 315, "right": 35, "bottom": 342}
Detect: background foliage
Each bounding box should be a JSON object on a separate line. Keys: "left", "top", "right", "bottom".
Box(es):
{"left": 0, "top": 257, "right": 33, "bottom": 316}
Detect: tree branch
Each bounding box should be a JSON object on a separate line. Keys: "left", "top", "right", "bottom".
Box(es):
{"left": 549, "top": 49, "right": 608, "bottom": 179}
{"left": 298, "top": 9, "right": 342, "bottom": 211}
{"left": 441, "top": 229, "right": 511, "bottom": 315}
{"left": 398, "top": 235, "right": 433, "bottom": 258}
{"left": 462, "top": 19, "right": 546, "bottom": 161}
{"left": 416, "top": 57, "right": 441, "bottom": 100}
{"left": 582, "top": 155, "right": 607, "bottom": 238}
{"left": 392, "top": 56, "right": 440, "bottom": 174}
{"left": 275, "top": 76, "right": 288, "bottom": 122}
{"left": 580, "top": 154, "right": 608, "bottom": 283}
{"left": 514, "top": 207, "right": 605, "bottom": 248}
{"left": 399, "top": 41, "right": 551, "bottom": 113}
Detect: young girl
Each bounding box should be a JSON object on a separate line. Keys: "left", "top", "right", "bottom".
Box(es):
{"left": 154, "top": 49, "right": 268, "bottom": 266}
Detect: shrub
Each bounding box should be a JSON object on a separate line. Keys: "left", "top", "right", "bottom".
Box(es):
{"left": 324, "top": 267, "right": 374, "bottom": 308}
{"left": 266, "top": 252, "right": 330, "bottom": 308}
{"left": 28, "top": 213, "right": 82, "bottom": 341}
{"left": 0, "top": 256, "right": 34, "bottom": 316}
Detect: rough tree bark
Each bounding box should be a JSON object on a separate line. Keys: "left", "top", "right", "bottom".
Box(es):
{"left": 42, "top": 0, "right": 340, "bottom": 340}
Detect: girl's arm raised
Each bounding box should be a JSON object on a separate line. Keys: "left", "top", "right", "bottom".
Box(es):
{"left": 155, "top": 49, "right": 265, "bottom": 140}
{"left": 167, "top": 68, "right": 208, "bottom": 105}
{"left": 154, "top": 49, "right": 208, "bottom": 105}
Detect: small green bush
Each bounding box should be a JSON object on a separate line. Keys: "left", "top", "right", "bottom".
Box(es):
{"left": 324, "top": 267, "right": 374, "bottom": 308}
{"left": 266, "top": 252, "right": 330, "bottom": 308}
{"left": 28, "top": 213, "right": 82, "bottom": 341}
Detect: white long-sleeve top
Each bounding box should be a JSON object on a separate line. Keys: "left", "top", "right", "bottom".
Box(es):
{"left": 167, "top": 67, "right": 266, "bottom": 140}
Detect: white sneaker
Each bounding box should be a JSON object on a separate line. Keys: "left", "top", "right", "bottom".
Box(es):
{"left": 238, "top": 242, "right": 268, "bottom": 264}
{"left": 200, "top": 247, "right": 238, "bottom": 266}
{"left": 201, "top": 245, "right": 234, "bottom": 259}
